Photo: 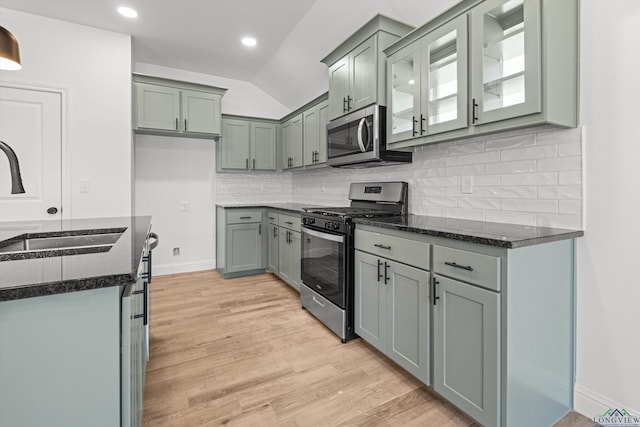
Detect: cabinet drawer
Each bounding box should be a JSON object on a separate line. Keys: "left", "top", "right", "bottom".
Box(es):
{"left": 226, "top": 210, "right": 262, "bottom": 224}
{"left": 267, "top": 212, "right": 279, "bottom": 225}
{"left": 355, "top": 229, "right": 430, "bottom": 270}
{"left": 433, "top": 245, "right": 500, "bottom": 291}
{"left": 278, "top": 214, "right": 300, "bottom": 232}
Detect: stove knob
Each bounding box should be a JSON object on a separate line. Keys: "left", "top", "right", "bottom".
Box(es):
{"left": 324, "top": 222, "right": 331, "bottom": 229}
{"left": 333, "top": 223, "right": 341, "bottom": 230}
{"left": 303, "top": 218, "right": 308, "bottom": 225}
{"left": 309, "top": 218, "right": 315, "bottom": 225}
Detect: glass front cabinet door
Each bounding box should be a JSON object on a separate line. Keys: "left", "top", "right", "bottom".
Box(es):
{"left": 470, "top": 0, "right": 541, "bottom": 125}
{"left": 388, "top": 15, "right": 468, "bottom": 144}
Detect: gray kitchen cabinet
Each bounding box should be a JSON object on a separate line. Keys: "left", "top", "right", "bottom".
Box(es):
{"left": 282, "top": 114, "right": 303, "bottom": 169}
{"left": 387, "top": 15, "right": 468, "bottom": 144}
{"left": 384, "top": 0, "right": 578, "bottom": 149}
{"left": 303, "top": 99, "right": 329, "bottom": 166}
{"left": 219, "top": 117, "right": 277, "bottom": 171}
{"left": 354, "top": 228, "right": 431, "bottom": 385}
{"left": 277, "top": 214, "right": 302, "bottom": 291}
{"left": 322, "top": 15, "right": 414, "bottom": 121}
{"left": 432, "top": 273, "right": 499, "bottom": 427}
{"left": 133, "top": 74, "right": 226, "bottom": 138}
{"left": 216, "top": 208, "right": 265, "bottom": 278}
{"left": 356, "top": 223, "right": 575, "bottom": 427}
{"left": 267, "top": 212, "right": 279, "bottom": 273}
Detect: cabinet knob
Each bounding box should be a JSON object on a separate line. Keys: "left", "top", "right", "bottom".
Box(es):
{"left": 47, "top": 206, "right": 58, "bottom": 215}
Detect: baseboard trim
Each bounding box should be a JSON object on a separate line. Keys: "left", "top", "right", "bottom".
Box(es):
{"left": 574, "top": 383, "right": 640, "bottom": 419}
{"left": 153, "top": 260, "right": 215, "bottom": 276}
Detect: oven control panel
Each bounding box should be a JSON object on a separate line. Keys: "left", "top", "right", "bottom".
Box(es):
{"left": 302, "top": 216, "right": 347, "bottom": 234}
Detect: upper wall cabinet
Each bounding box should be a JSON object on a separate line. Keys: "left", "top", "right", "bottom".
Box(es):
{"left": 322, "top": 15, "right": 414, "bottom": 121}
{"left": 388, "top": 15, "right": 468, "bottom": 144}
{"left": 282, "top": 113, "right": 303, "bottom": 170}
{"left": 218, "top": 117, "right": 278, "bottom": 171}
{"left": 385, "top": 0, "right": 578, "bottom": 149}
{"left": 133, "top": 75, "right": 227, "bottom": 139}
{"left": 303, "top": 99, "right": 330, "bottom": 166}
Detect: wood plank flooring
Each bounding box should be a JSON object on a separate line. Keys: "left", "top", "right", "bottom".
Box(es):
{"left": 143, "top": 270, "right": 592, "bottom": 427}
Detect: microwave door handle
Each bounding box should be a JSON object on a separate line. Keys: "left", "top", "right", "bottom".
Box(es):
{"left": 357, "top": 117, "right": 367, "bottom": 153}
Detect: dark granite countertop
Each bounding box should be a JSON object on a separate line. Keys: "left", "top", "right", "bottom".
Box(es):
{"left": 216, "top": 202, "right": 325, "bottom": 214}
{"left": 0, "top": 216, "right": 151, "bottom": 302}
{"left": 354, "top": 215, "right": 583, "bottom": 249}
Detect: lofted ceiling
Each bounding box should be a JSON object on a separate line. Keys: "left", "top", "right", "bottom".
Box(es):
{"left": 0, "top": 0, "right": 460, "bottom": 110}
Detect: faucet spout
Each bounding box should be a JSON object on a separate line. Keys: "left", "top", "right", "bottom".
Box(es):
{"left": 0, "top": 140, "right": 26, "bottom": 194}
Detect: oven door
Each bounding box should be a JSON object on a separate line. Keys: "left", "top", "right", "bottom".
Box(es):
{"left": 301, "top": 226, "right": 347, "bottom": 308}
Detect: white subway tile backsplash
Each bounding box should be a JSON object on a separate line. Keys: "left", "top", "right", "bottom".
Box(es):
{"left": 500, "top": 145, "right": 557, "bottom": 162}
{"left": 486, "top": 160, "right": 536, "bottom": 174}
{"left": 537, "top": 156, "right": 582, "bottom": 172}
{"left": 486, "top": 134, "right": 536, "bottom": 151}
{"left": 221, "top": 126, "right": 583, "bottom": 230}
{"left": 502, "top": 199, "right": 558, "bottom": 213}
{"left": 486, "top": 186, "right": 537, "bottom": 199}
{"left": 559, "top": 171, "right": 582, "bottom": 185}
{"left": 538, "top": 186, "right": 582, "bottom": 200}
{"left": 501, "top": 172, "right": 557, "bottom": 186}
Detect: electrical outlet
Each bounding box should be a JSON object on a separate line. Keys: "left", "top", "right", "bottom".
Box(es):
{"left": 461, "top": 176, "right": 473, "bottom": 194}
{"left": 173, "top": 247, "right": 180, "bottom": 256}
{"left": 181, "top": 201, "right": 189, "bottom": 212}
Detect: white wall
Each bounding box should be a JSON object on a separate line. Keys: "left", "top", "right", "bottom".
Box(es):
{"left": 573, "top": 0, "right": 640, "bottom": 418}
{"left": 0, "top": 8, "right": 132, "bottom": 218}
{"left": 134, "top": 135, "right": 215, "bottom": 275}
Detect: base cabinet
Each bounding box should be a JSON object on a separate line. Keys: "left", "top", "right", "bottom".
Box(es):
{"left": 216, "top": 208, "right": 265, "bottom": 277}
{"left": 432, "top": 274, "right": 500, "bottom": 427}
{"left": 277, "top": 214, "right": 302, "bottom": 291}
{"left": 354, "top": 249, "right": 430, "bottom": 385}
{"left": 267, "top": 219, "right": 279, "bottom": 273}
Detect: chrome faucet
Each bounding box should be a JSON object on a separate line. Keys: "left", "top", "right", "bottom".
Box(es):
{"left": 0, "top": 140, "right": 25, "bottom": 194}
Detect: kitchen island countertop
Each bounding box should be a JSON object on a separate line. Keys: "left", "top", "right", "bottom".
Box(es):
{"left": 354, "top": 214, "right": 583, "bottom": 249}
{"left": 0, "top": 216, "right": 151, "bottom": 302}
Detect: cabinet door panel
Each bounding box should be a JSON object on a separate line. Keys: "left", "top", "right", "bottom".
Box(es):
{"left": 290, "top": 231, "right": 302, "bottom": 291}
{"left": 328, "top": 57, "right": 350, "bottom": 120}
{"left": 136, "top": 83, "right": 180, "bottom": 131}
{"left": 268, "top": 224, "right": 279, "bottom": 273}
{"left": 182, "top": 89, "right": 221, "bottom": 134}
{"left": 423, "top": 15, "right": 468, "bottom": 135}
{"left": 317, "top": 100, "right": 329, "bottom": 164}
{"left": 227, "top": 223, "right": 262, "bottom": 273}
{"left": 433, "top": 274, "right": 499, "bottom": 427}
{"left": 350, "top": 36, "right": 377, "bottom": 112}
{"left": 220, "top": 119, "right": 250, "bottom": 170}
{"left": 387, "top": 43, "right": 421, "bottom": 144}
{"left": 354, "top": 250, "right": 386, "bottom": 352}
{"left": 471, "top": 0, "right": 541, "bottom": 125}
{"left": 387, "top": 261, "right": 430, "bottom": 385}
{"left": 283, "top": 114, "right": 303, "bottom": 169}
{"left": 303, "top": 106, "right": 319, "bottom": 166}
{"left": 251, "top": 122, "right": 277, "bottom": 170}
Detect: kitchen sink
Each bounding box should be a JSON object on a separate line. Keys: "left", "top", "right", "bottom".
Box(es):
{"left": 0, "top": 228, "right": 126, "bottom": 260}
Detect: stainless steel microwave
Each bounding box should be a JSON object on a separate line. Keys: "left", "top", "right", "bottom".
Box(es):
{"left": 326, "top": 105, "right": 412, "bottom": 168}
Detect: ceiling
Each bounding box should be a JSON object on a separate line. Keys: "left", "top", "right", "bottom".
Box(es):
{"left": 0, "top": 0, "right": 460, "bottom": 109}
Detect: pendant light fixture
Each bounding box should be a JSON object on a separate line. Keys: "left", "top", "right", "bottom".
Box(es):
{"left": 0, "top": 26, "right": 22, "bottom": 70}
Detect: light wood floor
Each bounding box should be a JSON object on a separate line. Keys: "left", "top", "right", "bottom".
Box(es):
{"left": 143, "top": 270, "right": 592, "bottom": 427}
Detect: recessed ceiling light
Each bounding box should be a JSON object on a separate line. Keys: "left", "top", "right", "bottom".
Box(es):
{"left": 241, "top": 37, "right": 257, "bottom": 47}
{"left": 117, "top": 6, "right": 138, "bottom": 18}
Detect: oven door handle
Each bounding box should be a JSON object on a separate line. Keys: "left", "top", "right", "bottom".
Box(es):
{"left": 302, "top": 226, "right": 345, "bottom": 243}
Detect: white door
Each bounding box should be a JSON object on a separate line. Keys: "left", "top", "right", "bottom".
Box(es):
{"left": 0, "top": 86, "right": 62, "bottom": 221}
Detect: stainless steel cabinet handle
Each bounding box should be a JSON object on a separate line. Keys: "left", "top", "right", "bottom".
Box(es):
{"left": 444, "top": 261, "right": 474, "bottom": 271}
{"left": 377, "top": 259, "right": 383, "bottom": 282}
{"left": 273, "top": 226, "right": 277, "bottom": 238}
{"left": 347, "top": 95, "right": 352, "bottom": 111}
{"left": 246, "top": 158, "right": 249, "bottom": 169}
{"left": 472, "top": 98, "right": 479, "bottom": 124}
{"left": 175, "top": 118, "right": 179, "bottom": 130}
{"left": 253, "top": 159, "right": 256, "bottom": 169}
{"left": 343, "top": 97, "right": 348, "bottom": 113}
{"left": 312, "top": 296, "right": 325, "bottom": 307}
{"left": 412, "top": 115, "right": 418, "bottom": 136}
{"left": 240, "top": 216, "right": 252, "bottom": 219}
{"left": 374, "top": 244, "right": 391, "bottom": 250}
{"left": 258, "top": 224, "right": 261, "bottom": 235}
{"left": 184, "top": 119, "right": 187, "bottom": 131}
{"left": 420, "top": 114, "right": 426, "bottom": 135}
{"left": 285, "top": 221, "right": 293, "bottom": 225}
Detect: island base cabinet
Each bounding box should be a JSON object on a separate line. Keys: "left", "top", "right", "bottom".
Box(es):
{"left": 355, "top": 250, "right": 430, "bottom": 385}
{"left": 432, "top": 274, "right": 500, "bottom": 427}
{"left": 0, "top": 287, "right": 121, "bottom": 427}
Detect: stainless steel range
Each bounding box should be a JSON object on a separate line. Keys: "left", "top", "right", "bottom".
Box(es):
{"left": 300, "top": 181, "right": 408, "bottom": 342}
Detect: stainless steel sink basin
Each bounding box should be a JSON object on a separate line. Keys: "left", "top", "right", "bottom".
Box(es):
{"left": 0, "top": 228, "right": 126, "bottom": 260}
